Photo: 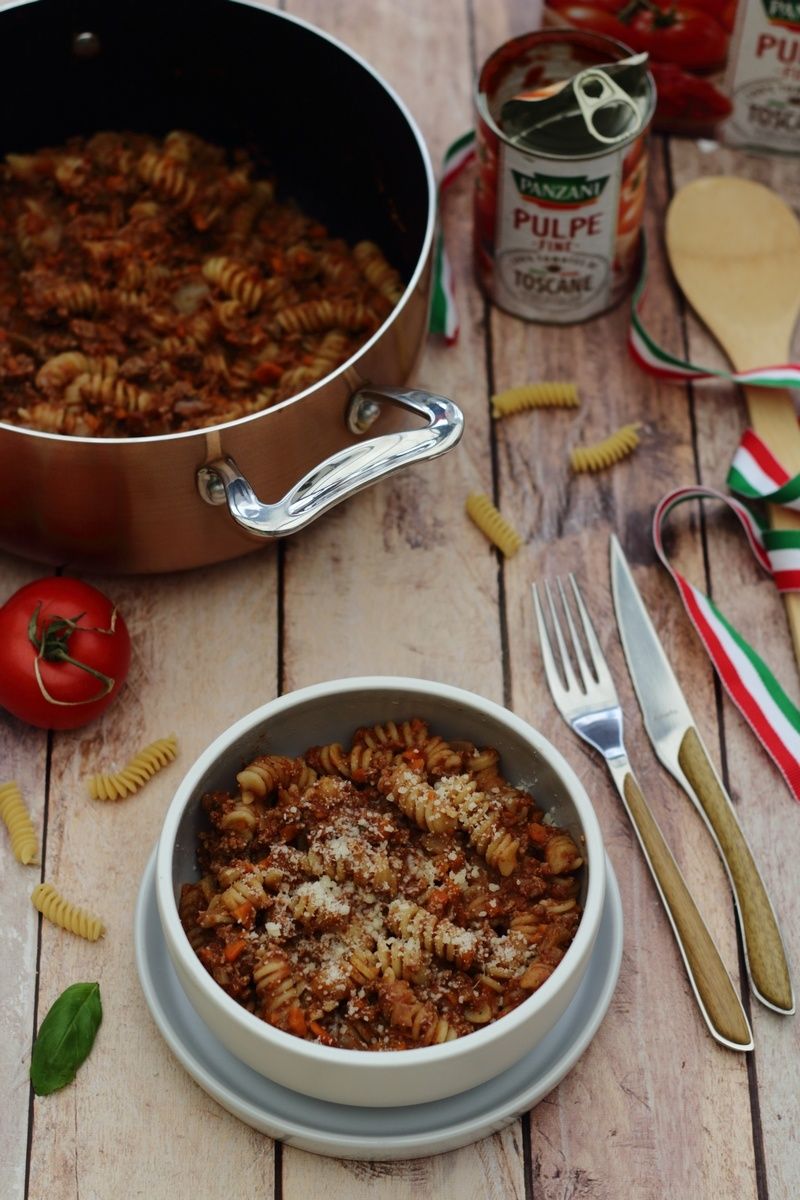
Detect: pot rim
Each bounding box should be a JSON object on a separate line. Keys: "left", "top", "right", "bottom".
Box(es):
{"left": 0, "top": 0, "right": 437, "bottom": 449}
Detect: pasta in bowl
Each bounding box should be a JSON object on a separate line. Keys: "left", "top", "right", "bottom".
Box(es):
{"left": 154, "top": 678, "right": 606, "bottom": 1107}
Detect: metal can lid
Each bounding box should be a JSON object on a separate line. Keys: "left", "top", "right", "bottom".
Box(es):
{"left": 477, "top": 29, "right": 656, "bottom": 160}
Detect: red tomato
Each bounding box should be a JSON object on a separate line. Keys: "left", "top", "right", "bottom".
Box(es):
{"left": 545, "top": 2, "right": 632, "bottom": 41}
{"left": 629, "top": 5, "right": 728, "bottom": 70}
{"left": 0, "top": 577, "right": 131, "bottom": 730}
{"left": 649, "top": 60, "right": 733, "bottom": 125}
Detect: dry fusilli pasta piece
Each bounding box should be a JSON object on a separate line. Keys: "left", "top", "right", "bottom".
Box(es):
{"left": 492, "top": 381, "right": 579, "bottom": 417}
{"left": 87, "top": 734, "right": 178, "bottom": 801}
{"left": 570, "top": 423, "right": 640, "bottom": 473}
{"left": 31, "top": 882, "right": 105, "bottom": 941}
{"left": 465, "top": 493, "right": 523, "bottom": 558}
{"left": 0, "top": 781, "right": 39, "bottom": 865}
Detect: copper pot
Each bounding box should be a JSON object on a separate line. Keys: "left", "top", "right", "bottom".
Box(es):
{"left": 0, "top": 0, "right": 463, "bottom": 573}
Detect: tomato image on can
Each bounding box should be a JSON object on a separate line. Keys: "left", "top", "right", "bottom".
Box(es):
{"left": 474, "top": 30, "right": 655, "bottom": 324}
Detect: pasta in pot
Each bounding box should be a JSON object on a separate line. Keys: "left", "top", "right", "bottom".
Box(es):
{"left": 179, "top": 718, "right": 585, "bottom": 1050}
{"left": 0, "top": 131, "right": 403, "bottom": 437}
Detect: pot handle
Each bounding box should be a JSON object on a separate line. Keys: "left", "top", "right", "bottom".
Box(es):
{"left": 196, "top": 385, "right": 464, "bottom": 539}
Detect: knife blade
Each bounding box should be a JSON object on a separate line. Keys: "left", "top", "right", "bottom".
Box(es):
{"left": 609, "top": 533, "right": 794, "bottom": 1015}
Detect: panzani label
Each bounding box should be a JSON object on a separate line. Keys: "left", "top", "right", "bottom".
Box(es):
{"left": 494, "top": 142, "right": 622, "bottom": 320}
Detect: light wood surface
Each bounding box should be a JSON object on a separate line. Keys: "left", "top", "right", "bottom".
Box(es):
{"left": 2, "top": 3, "right": 799, "bottom": 1198}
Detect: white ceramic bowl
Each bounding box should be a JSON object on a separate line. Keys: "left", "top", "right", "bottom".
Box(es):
{"left": 154, "top": 676, "right": 606, "bottom": 1107}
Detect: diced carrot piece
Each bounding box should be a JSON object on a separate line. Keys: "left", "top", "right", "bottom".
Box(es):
{"left": 251, "top": 360, "right": 284, "bottom": 385}
{"left": 528, "top": 822, "right": 549, "bottom": 845}
{"left": 232, "top": 900, "right": 254, "bottom": 924}
{"left": 286, "top": 1006, "right": 307, "bottom": 1037}
{"left": 223, "top": 938, "right": 247, "bottom": 962}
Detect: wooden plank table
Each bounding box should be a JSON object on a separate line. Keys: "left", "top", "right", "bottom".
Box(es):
{"left": 2, "top": 2, "right": 798, "bottom": 1197}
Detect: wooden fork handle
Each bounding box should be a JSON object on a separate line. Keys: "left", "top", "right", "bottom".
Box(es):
{"left": 678, "top": 727, "right": 794, "bottom": 1014}
{"left": 613, "top": 766, "right": 753, "bottom": 1050}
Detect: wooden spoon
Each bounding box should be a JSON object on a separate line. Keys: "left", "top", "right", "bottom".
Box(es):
{"left": 666, "top": 176, "right": 800, "bottom": 665}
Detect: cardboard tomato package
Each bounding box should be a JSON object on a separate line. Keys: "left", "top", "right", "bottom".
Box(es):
{"left": 0, "top": 578, "right": 131, "bottom": 730}
{"left": 544, "top": 0, "right": 737, "bottom": 133}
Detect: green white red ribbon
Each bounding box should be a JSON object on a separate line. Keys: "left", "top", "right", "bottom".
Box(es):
{"left": 726, "top": 428, "right": 800, "bottom": 593}
{"left": 629, "top": 238, "right": 800, "bottom": 389}
{"left": 429, "top": 132, "right": 476, "bottom": 344}
{"left": 654, "top": 487, "right": 800, "bottom": 801}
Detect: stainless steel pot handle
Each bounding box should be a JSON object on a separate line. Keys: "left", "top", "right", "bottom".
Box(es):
{"left": 196, "top": 385, "right": 464, "bottom": 539}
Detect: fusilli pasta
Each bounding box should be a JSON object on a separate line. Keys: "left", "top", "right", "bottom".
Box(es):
{"left": 87, "top": 734, "right": 178, "bottom": 800}
{"left": 466, "top": 492, "right": 524, "bottom": 557}
{"left": 0, "top": 131, "right": 403, "bottom": 436}
{"left": 570, "top": 423, "right": 641, "bottom": 473}
{"left": 178, "top": 718, "right": 584, "bottom": 1049}
{"left": 492, "top": 381, "right": 579, "bottom": 417}
{"left": 31, "top": 882, "right": 105, "bottom": 941}
{"left": 0, "top": 781, "right": 39, "bottom": 865}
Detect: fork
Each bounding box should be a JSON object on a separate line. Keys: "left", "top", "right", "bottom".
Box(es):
{"left": 533, "top": 575, "right": 753, "bottom": 1053}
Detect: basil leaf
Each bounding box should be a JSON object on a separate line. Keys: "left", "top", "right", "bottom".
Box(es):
{"left": 30, "top": 981, "right": 102, "bottom": 1096}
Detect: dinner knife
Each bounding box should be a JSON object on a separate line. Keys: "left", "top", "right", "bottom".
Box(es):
{"left": 610, "top": 534, "right": 794, "bottom": 1016}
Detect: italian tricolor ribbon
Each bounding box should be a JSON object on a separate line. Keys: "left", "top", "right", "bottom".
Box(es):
{"left": 653, "top": 487, "right": 800, "bottom": 801}
{"left": 429, "top": 132, "right": 476, "bottom": 344}
{"left": 629, "top": 238, "right": 800, "bottom": 389}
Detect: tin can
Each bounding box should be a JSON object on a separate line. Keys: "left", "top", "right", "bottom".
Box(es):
{"left": 474, "top": 30, "right": 656, "bottom": 324}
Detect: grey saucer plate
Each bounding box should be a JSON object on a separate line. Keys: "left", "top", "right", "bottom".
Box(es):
{"left": 134, "top": 851, "right": 622, "bottom": 1161}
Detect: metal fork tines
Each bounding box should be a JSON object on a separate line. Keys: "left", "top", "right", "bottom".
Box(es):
{"left": 533, "top": 576, "right": 753, "bottom": 1053}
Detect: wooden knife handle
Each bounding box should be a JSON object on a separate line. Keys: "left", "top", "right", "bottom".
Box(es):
{"left": 678, "top": 726, "right": 794, "bottom": 1014}
{"left": 620, "top": 770, "right": 753, "bottom": 1049}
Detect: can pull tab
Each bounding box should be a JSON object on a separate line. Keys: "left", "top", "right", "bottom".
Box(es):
{"left": 573, "top": 66, "right": 644, "bottom": 145}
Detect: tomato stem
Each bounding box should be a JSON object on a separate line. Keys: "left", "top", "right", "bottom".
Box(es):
{"left": 27, "top": 604, "right": 116, "bottom": 706}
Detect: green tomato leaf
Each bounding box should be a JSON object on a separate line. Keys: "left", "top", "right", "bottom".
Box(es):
{"left": 30, "top": 981, "right": 102, "bottom": 1096}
